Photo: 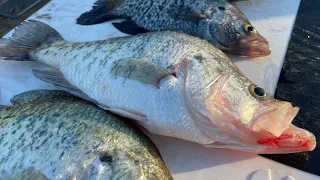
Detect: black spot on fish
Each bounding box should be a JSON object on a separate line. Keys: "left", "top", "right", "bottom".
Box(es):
{"left": 194, "top": 55, "right": 204, "bottom": 63}
{"left": 218, "top": 6, "right": 226, "bottom": 11}
{"left": 0, "top": 135, "right": 3, "bottom": 144}
{"left": 100, "top": 152, "right": 113, "bottom": 163}
{"left": 59, "top": 152, "right": 64, "bottom": 160}
{"left": 39, "top": 138, "right": 48, "bottom": 147}
{"left": 64, "top": 51, "right": 69, "bottom": 56}
{"left": 61, "top": 135, "right": 66, "bottom": 143}
{"left": 43, "top": 50, "right": 50, "bottom": 55}
{"left": 11, "top": 130, "right": 16, "bottom": 135}
{"left": 21, "top": 146, "right": 27, "bottom": 152}
{"left": 0, "top": 157, "right": 5, "bottom": 164}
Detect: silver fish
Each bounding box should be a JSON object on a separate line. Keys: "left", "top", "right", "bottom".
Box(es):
{"left": 76, "top": 0, "right": 271, "bottom": 57}
{"left": 0, "top": 90, "right": 173, "bottom": 180}
{"left": 0, "top": 20, "right": 316, "bottom": 154}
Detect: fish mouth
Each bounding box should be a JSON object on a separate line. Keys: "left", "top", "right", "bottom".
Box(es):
{"left": 257, "top": 124, "right": 316, "bottom": 154}
{"left": 227, "top": 36, "right": 271, "bottom": 57}
{"left": 252, "top": 102, "right": 316, "bottom": 153}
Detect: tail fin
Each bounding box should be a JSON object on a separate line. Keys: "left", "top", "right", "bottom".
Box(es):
{"left": 76, "top": 0, "right": 123, "bottom": 25}
{"left": 0, "top": 20, "right": 63, "bottom": 61}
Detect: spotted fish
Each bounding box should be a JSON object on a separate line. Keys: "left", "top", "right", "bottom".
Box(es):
{"left": 0, "top": 90, "right": 173, "bottom": 180}
{"left": 76, "top": 0, "right": 271, "bottom": 57}
{"left": 0, "top": 20, "right": 315, "bottom": 154}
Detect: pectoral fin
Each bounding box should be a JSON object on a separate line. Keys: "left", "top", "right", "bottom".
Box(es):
{"left": 111, "top": 58, "right": 170, "bottom": 88}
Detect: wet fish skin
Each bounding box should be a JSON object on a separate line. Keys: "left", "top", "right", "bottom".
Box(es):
{"left": 0, "top": 90, "right": 173, "bottom": 180}
{"left": 0, "top": 20, "right": 316, "bottom": 154}
{"left": 76, "top": 0, "right": 271, "bottom": 57}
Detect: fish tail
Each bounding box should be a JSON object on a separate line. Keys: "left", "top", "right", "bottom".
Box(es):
{"left": 0, "top": 20, "right": 63, "bottom": 61}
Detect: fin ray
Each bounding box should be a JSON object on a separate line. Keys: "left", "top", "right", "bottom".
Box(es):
{"left": 112, "top": 20, "right": 148, "bottom": 35}
{"left": 32, "top": 68, "right": 95, "bottom": 103}
{"left": 0, "top": 20, "right": 63, "bottom": 61}
{"left": 111, "top": 58, "right": 170, "bottom": 88}
{"left": 76, "top": 0, "right": 124, "bottom": 25}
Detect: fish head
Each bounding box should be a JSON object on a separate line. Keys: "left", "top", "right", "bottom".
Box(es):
{"left": 186, "top": 70, "right": 316, "bottom": 153}
{"left": 201, "top": 4, "right": 271, "bottom": 57}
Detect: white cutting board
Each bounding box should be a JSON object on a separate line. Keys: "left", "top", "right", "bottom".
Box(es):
{"left": 0, "top": 0, "right": 319, "bottom": 179}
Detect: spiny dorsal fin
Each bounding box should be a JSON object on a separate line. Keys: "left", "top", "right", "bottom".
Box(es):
{"left": 111, "top": 58, "right": 170, "bottom": 89}
{"left": 32, "top": 68, "right": 96, "bottom": 103}
{"left": 10, "top": 90, "right": 73, "bottom": 105}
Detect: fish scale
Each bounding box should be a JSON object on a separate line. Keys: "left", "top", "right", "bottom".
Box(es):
{"left": 0, "top": 90, "right": 173, "bottom": 179}
{"left": 76, "top": 0, "right": 271, "bottom": 57}
{"left": 0, "top": 20, "right": 316, "bottom": 154}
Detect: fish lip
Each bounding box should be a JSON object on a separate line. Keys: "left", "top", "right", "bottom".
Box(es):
{"left": 227, "top": 37, "right": 271, "bottom": 57}
{"left": 250, "top": 101, "right": 299, "bottom": 137}
{"left": 257, "top": 125, "right": 316, "bottom": 154}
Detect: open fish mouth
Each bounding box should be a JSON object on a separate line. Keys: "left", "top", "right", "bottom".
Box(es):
{"left": 257, "top": 125, "right": 316, "bottom": 154}
{"left": 252, "top": 102, "right": 316, "bottom": 153}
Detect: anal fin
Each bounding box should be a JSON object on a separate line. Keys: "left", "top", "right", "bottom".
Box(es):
{"left": 32, "top": 68, "right": 95, "bottom": 103}
{"left": 112, "top": 20, "right": 148, "bottom": 35}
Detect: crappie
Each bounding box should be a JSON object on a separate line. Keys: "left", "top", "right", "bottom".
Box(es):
{"left": 76, "top": 0, "right": 271, "bottom": 57}
{"left": 0, "top": 90, "right": 173, "bottom": 180}
{"left": 0, "top": 20, "right": 316, "bottom": 154}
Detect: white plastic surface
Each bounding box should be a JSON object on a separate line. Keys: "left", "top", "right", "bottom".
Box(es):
{"left": 250, "top": 169, "right": 271, "bottom": 180}
{"left": 0, "top": 0, "right": 319, "bottom": 180}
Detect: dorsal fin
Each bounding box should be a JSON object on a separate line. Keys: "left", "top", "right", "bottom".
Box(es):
{"left": 10, "top": 90, "right": 73, "bottom": 105}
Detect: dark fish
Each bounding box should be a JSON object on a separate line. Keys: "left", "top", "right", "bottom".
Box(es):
{"left": 0, "top": 90, "right": 173, "bottom": 180}
{"left": 0, "top": 20, "right": 315, "bottom": 154}
{"left": 76, "top": 0, "right": 271, "bottom": 57}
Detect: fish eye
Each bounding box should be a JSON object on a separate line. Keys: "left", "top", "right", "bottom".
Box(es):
{"left": 249, "top": 84, "right": 266, "bottom": 99}
{"left": 244, "top": 24, "right": 256, "bottom": 33}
